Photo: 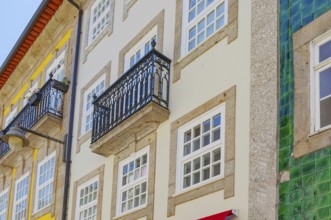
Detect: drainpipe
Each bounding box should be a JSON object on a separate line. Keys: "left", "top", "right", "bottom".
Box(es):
{"left": 62, "top": 1, "right": 82, "bottom": 220}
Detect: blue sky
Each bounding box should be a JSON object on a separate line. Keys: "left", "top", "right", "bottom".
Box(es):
{"left": 0, "top": 0, "right": 42, "bottom": 68}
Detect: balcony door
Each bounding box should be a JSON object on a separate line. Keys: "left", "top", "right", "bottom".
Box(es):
{"left": 46, "top": 51, "right": 66, "bottom": 115}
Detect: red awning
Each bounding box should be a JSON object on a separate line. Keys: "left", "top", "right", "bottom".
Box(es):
{"left": 198, "top": 210, "right": 236, "bottom": 220}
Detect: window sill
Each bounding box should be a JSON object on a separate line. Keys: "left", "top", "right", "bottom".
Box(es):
{"left": 309, "top": 125, "right": 331, "bottom": 137}
{"left": 31, "top": 204, "right": 53, "bottom": 219}
{"left": 172, "top": 176, "right": 223, "bottom": 198}
{"left": 113, "top": 204, "right": 147, "bottom": 220}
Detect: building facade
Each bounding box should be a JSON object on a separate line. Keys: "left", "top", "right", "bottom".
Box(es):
{"left": 279, "top": 1, "right": 331, "bottom": 219}
{"left": 68, "top": 0, "right": 278, "bottom": 220}
{"left": 0, "top": 1, "right": 79, "bottom": 220}
{"left": 0, "top": 0, "right": 279, "bottom": 220}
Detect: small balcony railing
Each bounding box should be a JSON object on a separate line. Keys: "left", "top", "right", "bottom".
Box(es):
{"left": 0, "top": 79, "right": 66, "bottom": 158}
{"left": 91, "top": 47, "right": 171, "bottom": 144}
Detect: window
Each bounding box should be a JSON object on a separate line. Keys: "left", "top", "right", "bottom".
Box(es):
{"left": 46, "top": 51, "right": 66, "bottom": 82}
{"left": 0, "top": 189, "right": 9, "bottom": 220}
{"left": 23, "top": 80, "right": 39, "bottom": 107}
{"left": 176, "top": 104, "right": 225, "bottom": 192}
{"left": 88, "top": 0, "right": 111, "bottom": 45}
{"left": 13, "top": 173, "right": 30, "bottom": 220}
{"left": 34, "top": 152, "right": 56, "bottom": 212}
{"left": 124, "top": 26, "right": 157, "bottom": 72}
{"left": 311, "top": 33, "right": 331, "bottom": 133}
{"left": 81, "top": 75, "right": 105, "bottom": 135}
{"left": 181, "top": 0, "right": 228, "bottom": 56}
{"left": 4, "top": 106, "right": 18, "bottom": 128}
{"left": 75, "top": 177, "right": 99, "bottom": 220}
{"left": 117, "top": 147, "right": 149, "bottom": 216}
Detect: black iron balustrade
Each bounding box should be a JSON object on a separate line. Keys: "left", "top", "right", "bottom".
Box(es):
{"left": 91, "top": 47, "right": 171, "bottom": 143}
{"left": 0, "top": 79, "right": 66, "bottom": 158}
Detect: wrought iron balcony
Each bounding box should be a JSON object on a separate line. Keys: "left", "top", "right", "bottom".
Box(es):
{"left": 0, "top": 79, "right": 66, "bottom": 159}
{"left": 91, "top": 47, "right": 171, "bottom": 156}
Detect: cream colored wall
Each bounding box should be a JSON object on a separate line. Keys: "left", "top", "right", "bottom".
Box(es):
{"left": 69, "top": 0, "right": 251, "bottom": 219}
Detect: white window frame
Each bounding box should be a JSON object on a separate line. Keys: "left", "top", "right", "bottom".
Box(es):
{"left": 176, "top": 104, "right": 225, "bottom": 194}
{"left": 88, "top": 0, "right": 111, "bottom": 46}
{"left": 46, "top": 51, "right": 66, "bottom": 82}
{"left": 181, "top": 0, "right": 228, "bottom": 57}
{"left": 12, "top": 172, "right": 30, "bottom": 220}
{"left": 81, "top": 75, "right": 106, "bottom": 136}
{"left": 0, "top": 188, "right": 9, "bottom": 220}
{"left": 75, "top": 176, "right": 99, "bottom": 220}
{"left": 4, "top": 106, "right": 18, "bottom": 128}
{"left": 124, "top": 26, "right": 158, "bottom": 72}
{"left": 310, "top": 30, "right": 331, "bottom": 134}
{"left": 34, "top": 151, "right": 56, "bottom": 213}
{"left": 116, "top": 146, "right": 150, "bottom": 217}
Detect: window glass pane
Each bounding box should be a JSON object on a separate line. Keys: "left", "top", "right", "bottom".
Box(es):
{"left": 183, "top": 176, "right": 191, "bottom": 188}
{"left": 203, "top": 119, "right": 211, "bottom": 132}
{"left": 197, "top": 0, "right": 205, "bottom": 14}
{"left": 189, "top": 10, "right": 196, "bottom": 22}
{"left": 207, "top": 11, "right": 215, "bottom": 25}
{"left": 207, "top": 0, "right": 214, "bottom": 6}
{"left": 189, "top": 27, "right": 196, "bottom": 40}
{"left": 213, "top": 128, "right": 221, "bottom": 141}
{"left": 320, "top": 97, "right": 331, "bottom": 128}
{"left": 193, "top": 172, "right": 200, "bottom": 184}
{"left": 216, "top": 3, "right": 225, "bottom": 16}
{"left": 184, "top": 143, "right": 191, "bottom": 156}
{"left": 189, "top": 0, "right": 196, "bottom": 9}
{"left": 319, "top": 40, "right": 331, "bottom": 62}
{"left": 213, "top": 114, "right": 221, "bottom": 127}
{"left": 197, "top": 19, "right": 205, "bottom": 32}
{"left": 216, "top": 16, "right": 225, "bottom": 30}
{"left": 184, "top": 162, "right": 191, "bottom": 175}
{"left": 193, "top": 138, "right": 200, "bottom": 151}
{"left": 319, "top": 67, "right": 331, "bottom": 98}
{"left": 184, "top": 130, "right": 192, "bottom": 142}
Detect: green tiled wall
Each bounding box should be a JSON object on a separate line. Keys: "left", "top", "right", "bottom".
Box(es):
{"left": 279, "top": 0, "right": 331, "bottom": 219}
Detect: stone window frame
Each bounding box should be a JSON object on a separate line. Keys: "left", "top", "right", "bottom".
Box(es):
{"left": 181, "top": 0, "right": 228, "bottom": 55}
{"left": 71, "top": 165, "right": 105, "bottom": 220}
{"left": 118, "top": 10, "right": 164, "bottom": 77}
{"left": 167, "top": 86, "right": 236, "bottom": 217}
{"left": 123, "top": 0, "right": 139, "bottom": 21}
{"left": 31, "top": 146, "right": 60, "bottom": 220}
{"left": 173, "top": 0, "right": 238, "bottom": 82}
{"left": 76, "top": 62, "right": 111, "bottom": 152}
{"left": 82, "top": 0, "right": 115, "bottom": 62}
{"left": 293, "top": 10, "right": 331, "bottom": 158}
{"left": 176, "top": 103, "right": 225, "bottom": 193}
{"left": 111, "top": 132, "right": 157, "bottom": 220}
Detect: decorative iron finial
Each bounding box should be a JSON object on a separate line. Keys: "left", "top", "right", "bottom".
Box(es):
{"left": 49, "top": 72, "right": 53, "bottom": 79}
{"left": 93, "top": 94, "right": 97, "bottom": 100}
{"left": 151, "top": 39, "right": 156, "bottom": 49}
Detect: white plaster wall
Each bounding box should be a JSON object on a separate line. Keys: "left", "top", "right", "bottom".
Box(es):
{"left": 68, "top": 0, "right": 252, "bottom": 219}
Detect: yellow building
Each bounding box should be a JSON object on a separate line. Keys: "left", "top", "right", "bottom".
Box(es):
{"left": 0, "top": 0, "right": 79, "bottom": 219}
